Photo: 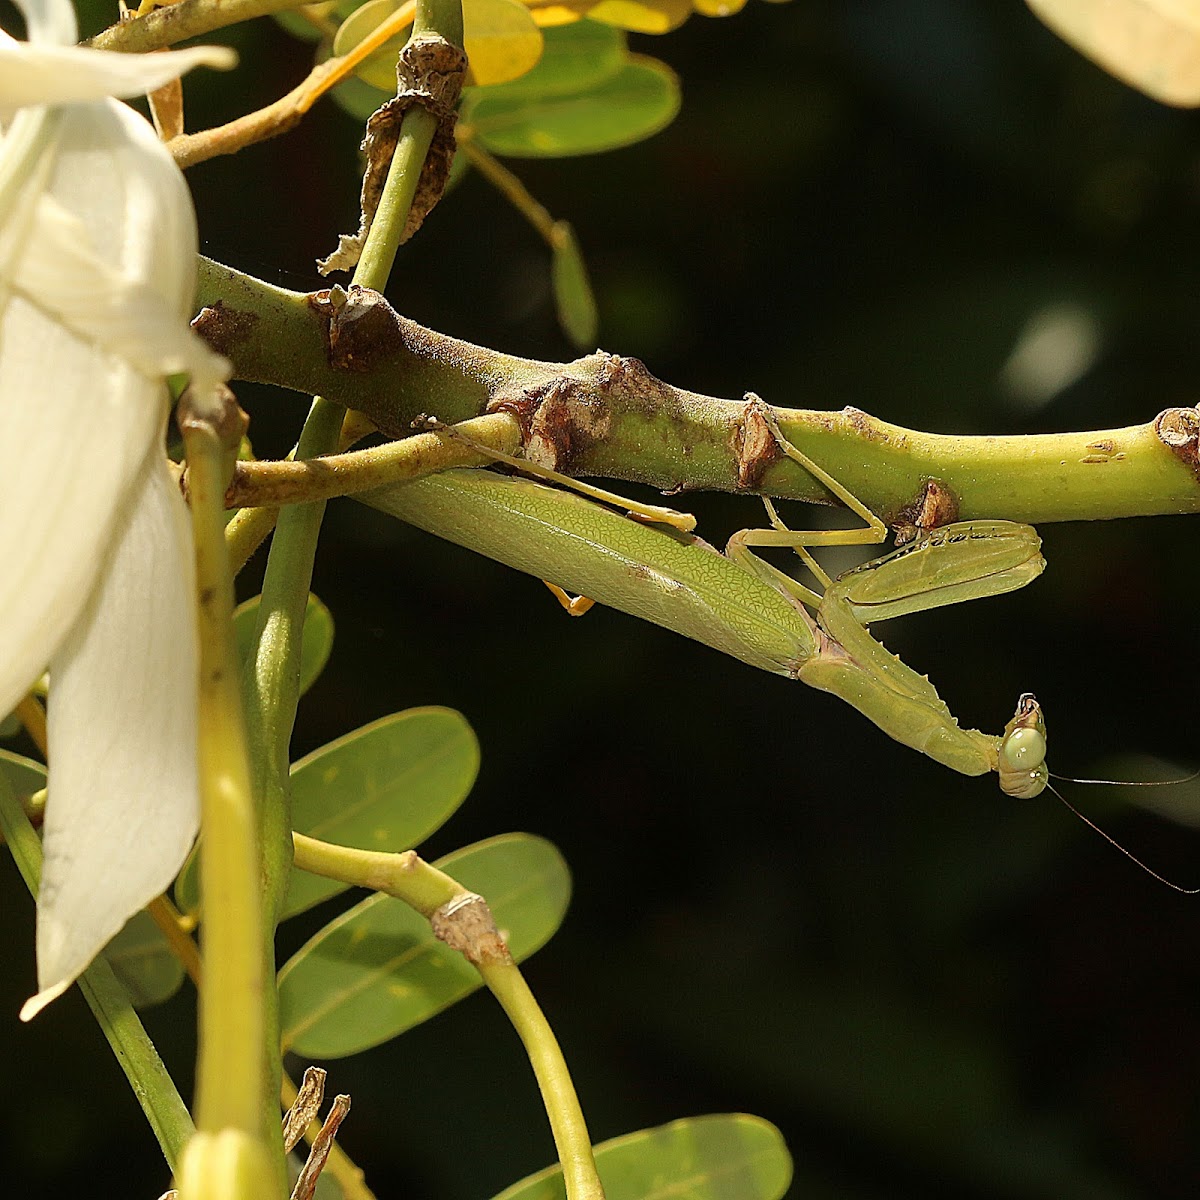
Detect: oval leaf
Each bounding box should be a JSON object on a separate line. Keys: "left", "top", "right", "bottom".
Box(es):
{"left": 235, "top": 592, "right": 334, "bottom": 700}
{"left": 551, "top": 221, "right": 599, "bottom": 348}
{"left": 691, "top": 0, "right": 748, "bottom": 15}
{"left": 463, "top": 0, "right": 545, "bottom": 87}
{"left": 464, "top": 55, "right": 681, "bottom": 156}
{"left": 1026, "top": 0, "right": 1200, "bottom": 106}
{"left": 492, "top": 1114, "right": 792, "bottom": 1200}
{"left": 283, "top": 707, "right": 480, "bottom": 918}
{"left": 335, "top": 0, "right": 544, "bottom": 91}
{"left": 103, "top": 911, "right": 186, "bottom": 1009}
{"left": 472, "top": 19, "right": 627, "bottom": 97}
{"left": 587, "top": 0, "right": 691, "bottom": 34}
{"left": 278, "top": 833, "right": 571, "bottom": 1057}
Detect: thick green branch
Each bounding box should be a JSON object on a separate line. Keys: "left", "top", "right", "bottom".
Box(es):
{"left": 193, "top": 257, "right": 1200, "bottom": 525}
{"left": 88, "top": 0, "right": 302, "bottom": 52}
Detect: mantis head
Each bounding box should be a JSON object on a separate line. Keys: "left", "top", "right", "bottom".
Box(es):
{"left": 998, "top": 693, "right": 1048, "bottom": 799}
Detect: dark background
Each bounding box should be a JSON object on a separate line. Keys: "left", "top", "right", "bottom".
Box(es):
{"left": 4, "top": 1, "right": 1200, "bottom": 1197}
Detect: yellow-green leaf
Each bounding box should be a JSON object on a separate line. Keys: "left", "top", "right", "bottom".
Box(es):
{"left": 491, "top": 1114, "right": 792, "bottom": 1200}
{"left": 463, "top": 54, "right": 681, "bottom": 156}
{"left": 587, "top": 0, "right": 691, "bottom": 33}
{"left": 691, "top": 0, "right": 748, "bottom": 16}
{"left": 332, "top": 0, "right": 410, "bottom": 92}
{"left": 1026, "top": 0, "right": 1200, "bottom": 106}
{"left": 277, "top": 833, "right": 571, "bottom": 1057}
{"left": 464, "top": 0, "right": 545, "bottom": 86}
{"left": 551, "top": 221, "right": 599, "bottom": 347}
{"left": 282, "top": 707, "right": 480, "bottom": 918}
{"left": 334, "top": 0, "right": 544, "bottom": 92}
{"left": 0, "top": 749, "right": 46, "bottom": 800}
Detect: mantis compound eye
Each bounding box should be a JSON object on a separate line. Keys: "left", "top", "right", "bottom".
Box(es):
{"left": 1001, "top": 726, "right": 1046, "bottom": 772}
{"left": 999, "top": 723, "right": 1049, "bottom": 799}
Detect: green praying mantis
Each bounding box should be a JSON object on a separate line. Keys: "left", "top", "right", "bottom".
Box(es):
{"left": 361, "top": 399, "right": 1052, "bottom": 801}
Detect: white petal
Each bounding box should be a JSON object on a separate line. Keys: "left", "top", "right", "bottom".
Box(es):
{"left": 14, "top": 0, "right": 78, "bottom": 47}
{"left": 0, "top": 44, "right": 236, "bottom": 116}
{"left": 24, "top": 451, "right": 199, "bottom": 1019}
{"left": 0, "top": 98, "right": 223, "bottom": 714}
{"left": 0, "top": 295, "right": 160, "bottom": 718}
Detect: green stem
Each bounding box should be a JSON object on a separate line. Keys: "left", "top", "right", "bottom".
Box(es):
{"left": 238, "top": 0, "right": 463, "bottom": 1153}
{"left": 193, "top": 257, "right": 1200, "bottom": 525}
{"left": 226, "top": 412, "right": 520, "bottom": 507}
{"left": 479, "top": 961, "right": 605, "bottom": 1200}
{"left": 290, "top": 834, "right": 605, "bottom": 1200}
{"left": 0, "top": 774, "right": 195, "bottom": 1171}
{"left": 180, "top": 397, "right": 270, "bottom": 1147}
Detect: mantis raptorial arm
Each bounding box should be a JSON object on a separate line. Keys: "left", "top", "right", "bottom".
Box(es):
{"left": 359, "top": 456, "right": 1049, "bottom": 796}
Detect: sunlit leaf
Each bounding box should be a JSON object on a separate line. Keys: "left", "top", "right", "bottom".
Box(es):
{"left": 491, "top": 1114, "right": 792, "bottom": 1200}
{"left": 463, "top": 54, "right": 681, "bottom": 156}
{"left": 691, "top": 0, "right": 747, "bottom": 15}
{"left": 464, "top": 0, "right": 545, "bottom": 86}
{"left": 278, "top": 833, "right": 571, "bottom": 1057}
{"left": 283, "top": 707, "right": 480, "bottom": 918}
{"left": 234, "top": 592, "right": 334, "bottom": 699}
{"left": 587, "top": 0, "right": 691, "bottom": 33}
{"left": 1026, "top": 0, "right": 1200, "bottom": 106}
{"left": 529, "top": 2, "right": 595, "bottom": 27}
{"left": 103, "top": 911, "right": 186, "bottom": 1009}
{"left": 335, "top": 0, "right": 544, "bottom": 91}
{"left": 472, "top": 18, "right": 626, "bottom": 96}
{"left": 551, "top": 221, "right": 599, "bottom": 347}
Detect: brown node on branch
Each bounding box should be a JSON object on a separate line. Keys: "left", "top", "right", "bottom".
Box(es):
{"left": 893, "top": 478, "right": 960, "bottom": 545}
{"left": 430, "top": 892, "right": 512, "bottom": 966}
{"left": 735, "top": 393, "right": 783, "bottom": 490}
{"left": 1155, "top": 405, "right": 1200, "bottom": 476}
{"left": 489, "top": 378, "right": 600, "bottom": 473}
{"left": 319, "top": 35, "right": 468, "bottom": 275}
{"left": 311, "top": 284, "right": 405, "bottom": 372}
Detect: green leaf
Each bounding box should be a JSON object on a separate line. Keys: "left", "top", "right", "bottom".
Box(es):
{"left": 551, "top": 221, "right": 598, "bottom": 348}
{"left": 0, "top": 749, "right": 46, "bottom": 799}
{"left": 332, "top": 71, "right": 392, "bottom": 123}
{"left": 472, "top": 19, "right": 627, "bottom": 99}
{"left": 463, "top": 55, "right": 681, "bottom": 157}
{"left": 283, "top": 707, "right": 480, "bottom": 918}
{"left": 492, "top": 1114, "right": 792, "bottom": 1200}
{"left": 334, "top": 0, "right": 544, "bottom": 91}
{"left": 103, "top": 912, "right": 186, "bottom": 1009}
{"left": 234, "top": 592, "right": 334, "bottom": 699}
{"left": 278, "top": 833, "right": 571, "bottom": 1057}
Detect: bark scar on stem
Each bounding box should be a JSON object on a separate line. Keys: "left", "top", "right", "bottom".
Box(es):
{"left": 319, "top": 35, "right": 467, "bottom": 275}
{"left": 488, "top": 373, "right": 612, "bottom": 472}
{"left": 191, "top": 301, "right": 259, "bottom": 360}
{"left": 893, "top": 479, "right": 960, "bottom": 545}
{"left": 735, "top": 393, "right": 783, "bottom": 490}
{"left": 430, "top": 892, "right": 512, "bottom": 966}
{"left": 1155, "top": 406, "right": 1200, "bottom": 478}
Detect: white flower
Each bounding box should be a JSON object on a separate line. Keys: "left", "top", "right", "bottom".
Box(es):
{"left": 0, "top": 0, "right": 234, "bottom": 1018}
